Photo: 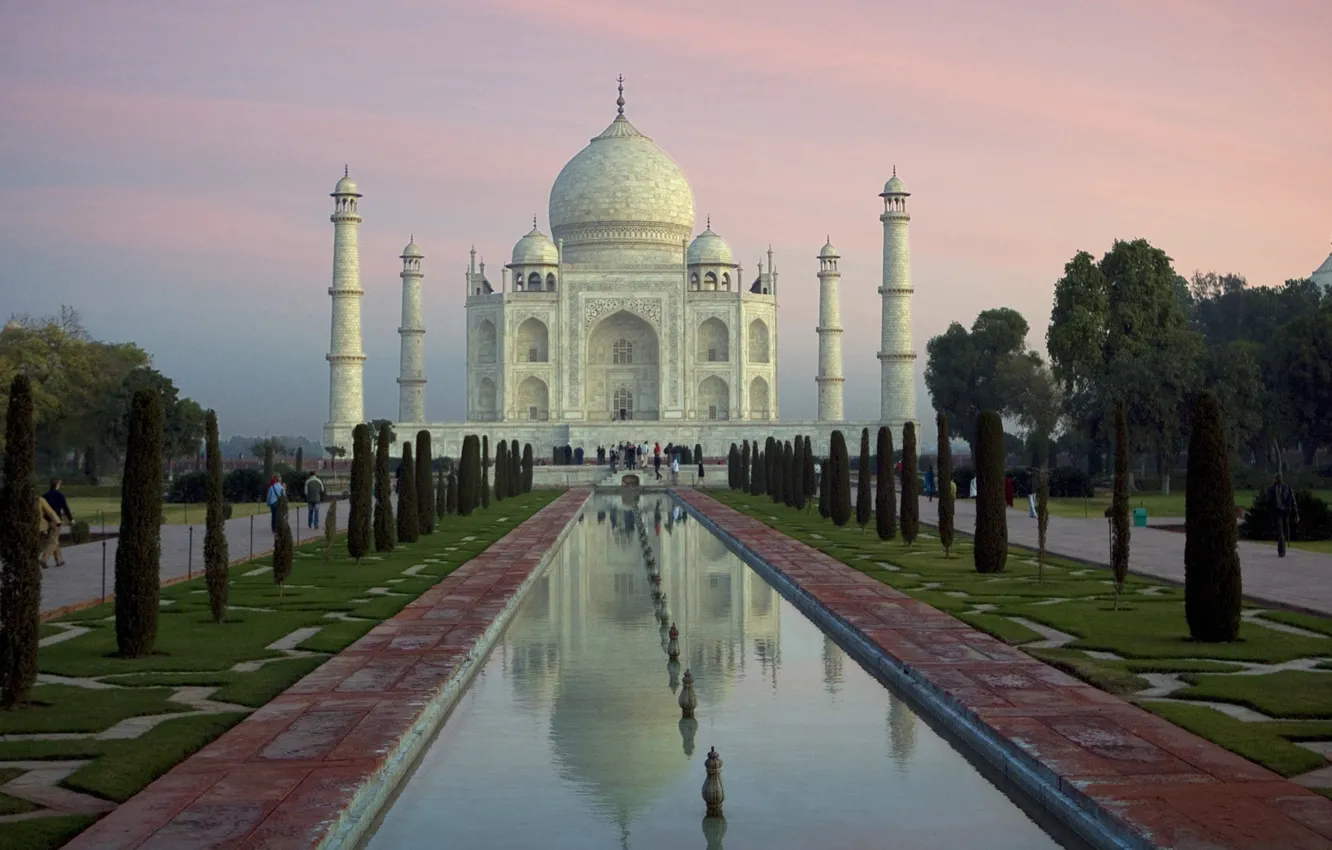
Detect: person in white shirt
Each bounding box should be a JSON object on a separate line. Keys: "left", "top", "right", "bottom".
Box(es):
{"left": 670, "top": 455, "right": 680, "bottom": 485}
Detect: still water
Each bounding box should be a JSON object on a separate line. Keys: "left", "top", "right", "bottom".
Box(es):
{"left": 364, "top": 493, "right": 1077, "bottom": 849}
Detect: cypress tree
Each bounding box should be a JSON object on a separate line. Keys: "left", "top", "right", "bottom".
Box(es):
{"left": 398, "top": 442, "right": 419, "bottom": 543}
{"left": 295, "top": 446, "right": 303, "bottom": 473}
{"left": 855, "top": 428, "right": 872, "bottom": 532}
{"left": 830, "top": 430, "right": 851, "bottom": 527}
{"left": 741, "top": 440, "right": 751, "bottom": 492}
{"left": 0, "top": 375, "right": 40, "bottom": 708}
{"left": 263, "top": 442, "right": 274, "bottom": 483}
{"left": 510, "top": 439, "right": 520, "bottom": 495}
{"left": 792, "top": 437, "right": 806, "bottom": 510}
{"left": 1111, "top": 402, "right": 1131, "bottom": 608}
{"left": 373, "top": 422, "right": 395, "bottom": 551}
{"left": 973, "top": 410, "right": 1008, "bottom": 574}
{"left": 749, "top": 444, "right": 760, "bottom": 496}
{"left": 1185, "top": 391, "right": 1242, "bottom": 642}
{"left": 937, "top": 413, "right": 955, "bottom": 558}
{"left": 324, "top": 498, "right": 338, "bottom": 561}
{"left": 803, "top": 436, "right": 815, "bottom": 505}
{"left": 1036, "top": 467, "right": 1049, "bottom": 581}
{"left": 495, "top": 440, "right": 509, "bottom": 501}
{"left": 203, "top": 409, "right": 228, "bottom": 623}
{"left": 777, "top": 439, "right": 790, "bottom": 504}
{"left": 764, "top": 437, "right": 776, "bottom": 496}
{"left": 446, "top": 468, "right": 458, "bottom": 515}
{"left": 481, "top": 436, "right": 491, "bottom": 508}
{"left": 818, "top": 450, "right": 830, "bottom": 518}
{"left": 522, "top": 443, "right": 534, "bottom": 493}
{"left": 458, "top": 436, "right": 478, "bottom": 515}
{"left": 115, "top": 389, "right": 163, "bottom": 658}
{"left": 273, "top": 493, "right": 293, "bottom": 592}
{"left": 900, "top": 422, "right": 919, "bottom": 545}
{"left": 728, "top": 443, "right": 739, "bottom": 489}
{"left": 347, "top": 424, "right": 372, "bottom": 561}
{"left": 417, "top": 431, "right": 434, "bottom": 533}
{"left": 435, "top": 467, "right": 447, "bottom": 520}
{"left": 875, "top": 426, "right": 896, "bottom": 540}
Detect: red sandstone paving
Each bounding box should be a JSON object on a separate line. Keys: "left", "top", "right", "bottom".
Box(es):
{"left": 678, "top": 489, "right": 1332, "bottom": 850}
{"left": 62, "top": 489, "right": 589, "bottom": 850}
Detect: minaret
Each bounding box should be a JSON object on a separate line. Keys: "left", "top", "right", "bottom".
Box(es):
{"left": 325, "top": 167, "right": 365, "bottom": 448}
{"left": 878, "top": 168, "right": 916, "bottom": 425}
{"left": 397, "top": 237, "right": 426, "bottom": 423}
{"left": 816, "top": 238, "right": 844, "bottom": 421}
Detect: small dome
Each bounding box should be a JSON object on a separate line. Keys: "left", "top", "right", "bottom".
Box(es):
{"left": 819, "top": 238, "right": 839, "bottom": 259}
{"left": 333, "top": 174, "right": 360, "bottom": 196}
{"left": 882, "top": 174, "right": 908, "bottom": 195}
{"left": 512, "top": 226, "right": 559, "bottom": 266}
{"left": 401, "top": 238, "right": 423, "bottom": 258}
{"left": 687, "top": 227, "right": 734, "bottom": 266}
{"left": 1314, "top": 249, "right": 1332, "bottom": 290}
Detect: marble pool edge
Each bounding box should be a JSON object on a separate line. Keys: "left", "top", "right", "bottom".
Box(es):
{"left": 320, "top": 489, "right": 593, "bottom": 850}
{"left": 674, "top": 490, "right": 1149, "bottom": 850}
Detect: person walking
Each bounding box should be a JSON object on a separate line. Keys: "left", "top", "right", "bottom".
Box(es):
{"left": 1268, "top": 473, "right": 1299, "bottom": 557}
{"left": 266, "top": 475, "right": 286, "bottom": 533}
{"left": 697, "top": 455, "right": 705, "bottom": 484}
{"left": 37, "top": 493, "right": 62, "bottom": 568}
{"left": 653, "top": 446, "right": 662, "bottom": 480}
{"left": 670, "top": 454, "right": 680, "bottom": 485}
{"left": 41, "top": 478, "right": 73, "bottom": 566}
{"left": 924, "top": 465, "right": 935, "bottom": 503}
{"left": 304, "top": 471, "right": 325, "bottom": 529}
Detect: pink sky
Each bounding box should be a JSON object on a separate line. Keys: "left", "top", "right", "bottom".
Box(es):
{"left": 1, "top": 0, "right": 1328, "bottom": 439}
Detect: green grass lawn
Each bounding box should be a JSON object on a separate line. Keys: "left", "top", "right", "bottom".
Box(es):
{"left": 1045, "top": 489, "right": 1332, "bottom": 520}
{"left": 66, "top": 497, "right": 270, "bottom": 529}
{"left": 0, "top": 489, "right": 560, "bottom": 850}
{"left": 710, "top": 490, "right": 1332, "bottom": 786}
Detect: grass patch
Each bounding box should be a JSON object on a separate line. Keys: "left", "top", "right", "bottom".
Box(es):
{"left": 1140, "top": 701, "right": 1329, "bottom": 777}
{"left": 298, "top": 618, "right": 376, "bottom": 653}
{"left": 213, "top": 655, "right": 328, "bottom": 708}
{"left": 1256, "top": 610, "right": 1332, "bottom": 638}
{"left": 1024, "top": 647, "right": 1149, "bottom": 694}
{"left": 1175, "top": 671, "right": 1332, "bottom": 719}
{"left": 958, "top": 612, "right": 1046, "bottom": 645}
{"left": 0, "top": 815, "right": 100, "bottom": 850}
{"left": 1118, "top": 659, "right": 1246, "bottom": 674}
{"left": 0, "top": 684, "right": 187, "bottom": 735}
{"left": 0, "top": 769, "right": 38, "bottom": 815}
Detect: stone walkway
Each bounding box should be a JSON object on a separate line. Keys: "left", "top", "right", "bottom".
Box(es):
{"left": 61, "top": 490, "right": 588, "bottom": 850}
{"left": 680, "top": 489, "right": 1332, "bottom": 850}
{"left": 945, "top": 498, "right": 1332, "bottom": 618}
{"left": 42, "top": 501, "right": 318, "bottom": 617}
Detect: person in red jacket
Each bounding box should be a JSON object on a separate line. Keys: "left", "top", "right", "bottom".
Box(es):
{"left": 1004, "top": 475, "right": 1016, "bottom": 508}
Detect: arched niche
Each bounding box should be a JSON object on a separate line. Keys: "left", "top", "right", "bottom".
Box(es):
{"left": 697, "top": 317, "right": 729, "bottom": 362}
{"left": 747, "top": 318, "right": 769, "bottom": 363}
{"left": 698, "top": 375, "right": 729, "bottom": 420}
{"left": 517, "top": 375, "right": 549, "bottom": 420}
{"left": 749, "top": 376, "right": 770, "bottom": 420}
{"left": 475, "top": 319, "right": 497, "bottom": 364}
{"left": 517, "top": 317, "right": 549, "bottom": 363}
{"left": 587, "top": 310, "right": 660, "bottom": 421}
{"left": 476, "top": 376, "right": 497, "bottom": 420}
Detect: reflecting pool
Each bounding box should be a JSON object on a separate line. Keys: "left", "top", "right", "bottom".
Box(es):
{"left": 364, "top": 493, "right": 1080, "bottom": 849}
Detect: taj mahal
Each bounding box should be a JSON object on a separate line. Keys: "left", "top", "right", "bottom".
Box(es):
{"left": 322, "top": 80, "right": 918, "bottom": 460}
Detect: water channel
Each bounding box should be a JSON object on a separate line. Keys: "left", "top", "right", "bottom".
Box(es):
{"left": 363, "top": 493, "right": 1086, "bottom": 849}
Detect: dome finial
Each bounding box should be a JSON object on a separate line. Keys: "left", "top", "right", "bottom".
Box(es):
{"left": 344, "top": 164, "right": 349, "bottom": 178}
{"left": 893, "top": 164, "right": 897, "bottom": 177}
{"left": 533, "top": 214, "right": 538, "bottom": 229}
{"left": 706, "top": 214, "right": 711, "bottom": 230}
{"left": 616, "top": 74, "right": 625, "bottom": 116}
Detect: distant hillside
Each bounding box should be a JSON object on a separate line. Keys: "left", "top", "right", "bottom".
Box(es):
{"left": 221, "top": 435, "right": 322, "bottom": 460}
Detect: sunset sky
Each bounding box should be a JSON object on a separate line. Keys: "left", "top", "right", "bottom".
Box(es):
{"left": 1, "top": 0, "right": 1328, "bottom": 439}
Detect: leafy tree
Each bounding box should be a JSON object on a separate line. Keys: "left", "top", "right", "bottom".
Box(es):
{"left": 416, "top": 432, "right": 434, "bottom": 532}
{"left": 370, "top": 419, "right": 397, "bottom": 445}
{"left": 855, "top": 428, "right": 871, "bottom": 532}
{"left": 458, "top": 435, "right": 479, "bottom": 515}
{"left": 1185, "top": 392, "right": 1242, "bottom": 641}
{"left": 1111, "top": 402, "right": 1131, "bottom": 608}
{"left": 325, "top": 444, "right": 347, "bottom": 474}
{"left": 495, "top": 440, "right": 509, "bottom": 501}
{"left": 875, "top": 427, "right": 895, "bottom": 540}
{"left": 397, "top": 442, "right": 419, "bottom": 543}
{"left": 1271, "top": 306, "right": 1332, "bottom": 465}
{"left": 481, "top": 436, "right": 491, "bottom": 509}
{"left": 347, "top": 424, "right": 372, "bottom": 561}
{"left": 973, "top": 411, "right": 1008, "bottom": 574}
{"left": 522, "top": 443, "right": 534, "bottom": 493}
{"left": 203, "top": 410, "right": 228, "bottom": 623}
{"left": 924, "top": 308, "right": 1032, "bottom": 459}
{"left": 900, "top": 422, "right": 919, "bottom": 545}
{"left": 115, "top": 389, "right": 163, "bottom": 658}
{"left": 0, "top": 375, "right": 40, "bottom": 708}
{"left": 1000, "top": 353, "right": 1064, "bottom": 468}
{"left": 937, "top": 413, "right": 954, "bottom": 558}
{"left": 829, "top": 430, "right": 851, "bottom": 527}
{"left": 272, "top": 493, "right": 293, "bottom": 592}
{"left": 791, "top": 437, "right": 806, "bottom": 510}
{"left": 373, "top": 422, "right": 395, "bottom": 551}
{"left": 1202, "top": 341, "right": 1264, "bottom": 459}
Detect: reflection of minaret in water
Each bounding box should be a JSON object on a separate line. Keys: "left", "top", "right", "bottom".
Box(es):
{"left": 888, "top": 696, "right": 918, "bottom": 768}
{"left": 822, "top": 634, "right": 844, "bottom": 695}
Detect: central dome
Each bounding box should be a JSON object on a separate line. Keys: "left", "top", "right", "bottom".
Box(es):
{"left": 548, "top": 109, "right": 695, "bottom": 259}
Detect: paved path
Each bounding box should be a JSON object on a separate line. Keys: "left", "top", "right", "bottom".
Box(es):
{"left": 62, "top": 490, "right": 588, "bottom": 850}
{"left": 42, "top": 501, "right": 323, "bottom": 616}
{"left": 680, "top": 490, "right": 1332, "bottom": 850}
{"left": 938, "top": 497, "right": 1332, "bottom": 618}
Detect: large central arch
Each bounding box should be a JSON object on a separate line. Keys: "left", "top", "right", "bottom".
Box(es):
{"left": 586, "top": 310, "right": 660, "bottom": 421}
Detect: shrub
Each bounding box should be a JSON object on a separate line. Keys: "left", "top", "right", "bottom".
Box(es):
{"left": 347, "top": 424, "right": 372, "bottom": 560}
{"left": 855, "top": 429, "right": 872, "bottom": 531}
{"left": 116, "top": 389, "right": 163, "bottom": 658}
{"left": 1241, "top": 489, "right": 1332, "bottom": 541}
{"left": 222, "top": 502, "right": 233, "bottom": 520}
{"left": 752, "top": 450, "right": 766, "bottom": 496}
{"left": 728, "top": 444, "right": 739, "bottom": 490}
{"left": 280, "top": 467, "right": 310, "bottom": 499}
{"left": 70, "top": 520, "right": 91, "bottom": 544}
{"left": 373, "top": 422, "right": 395, "bottom": 551}
{"left": 937, "top": 413, "right": 955, "bottom": 558}
{"left": 458, "top": 435, "right": 479, "bottom": 516}
{"left": 223, "top": 468, "right": 266, "bottom": 503}
{"left": 522, "top": 443, "right": 534, "bottom": 493}
{"left": 973, "top": 410, "right": 1007, "bottom": 574}
{"left": 1185, "top": 391, "right": 1242, "bottom": 642}
{"left": 397, "top": 442, "right": 419, "bottom": 544}
{"left": 901, "top": 422, "right": 919, "bottom": 545}
{"left": 203, "top": 410, "right": 228, "bottom": 623}
{"left": 166, "top": 471, "right": 209, "bottom": 503}
{"left": 0, "top": 375, "right": 40, "bottom": 708}
{"left": 1111, "top": 402, "right": 1130, "bottom": 606}
{"left": 294, "top": 446, "right": 303, "bottom": 473}
{"left": 509, "top": 439, "right": 520, "bottom": 493}
{"left": 435, "top": 467, "right": 447, "bottom": 520}
{"left": 830, "top": 430, "right": 851, "bottom": 527}
{"left": 875, "top": 427, "right": 895, "bottom": 541}
{"left": 272, "top": 493, "right": 293, "bottom": 591}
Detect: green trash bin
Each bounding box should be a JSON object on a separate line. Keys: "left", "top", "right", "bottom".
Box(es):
{"left": 1133, "top": 507, "right": 1148, "bottom": 528}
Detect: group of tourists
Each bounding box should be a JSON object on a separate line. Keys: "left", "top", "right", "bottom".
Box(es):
{"left": 265, "top": 472, "right": 325, "bottom": 533}
{"left": 602, "top": 441, "right": 701, "bottom": 485}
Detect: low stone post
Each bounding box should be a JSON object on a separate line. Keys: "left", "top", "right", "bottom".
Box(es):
{"left": 702, "top": 747, "right": 725, "bottom": 816}
{"left": 679, "top": 668, "right": 698, "bottom": 717}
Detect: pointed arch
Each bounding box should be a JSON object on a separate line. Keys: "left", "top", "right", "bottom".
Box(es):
{"left": 749, "top": 375, "right": 770, "bottom": 420}
{"left": 697, "top": 317, "right": 729, "bottom": 362}
{"left": 475, "top": 319, "right": 497, "bottom": 365}
{"left": 698, "top": 375, "right": 729, "bottom": 420}
{"left": 747, "top": 318, "right": 770, "bottom": 363}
